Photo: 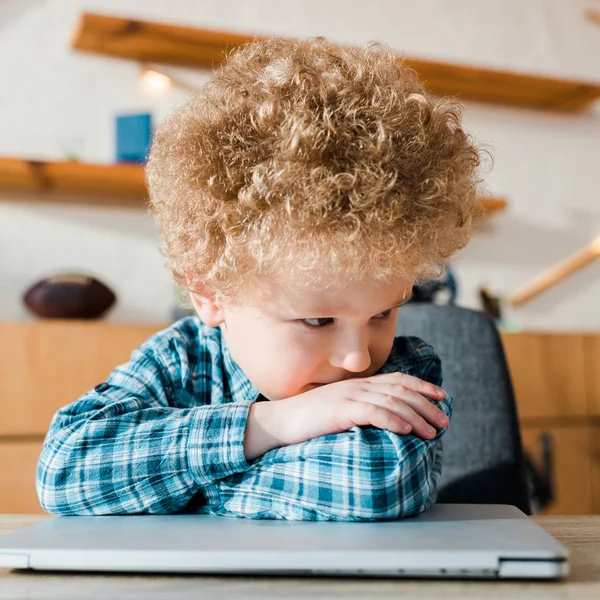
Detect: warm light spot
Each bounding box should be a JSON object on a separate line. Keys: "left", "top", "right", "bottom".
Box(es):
{"left": 141, "top": 68, "right": 172, "bottom": 93}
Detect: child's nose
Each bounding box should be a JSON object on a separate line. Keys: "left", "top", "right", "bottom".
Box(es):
{"left": 329, "top": 332, "right": 372, "bottom": 373}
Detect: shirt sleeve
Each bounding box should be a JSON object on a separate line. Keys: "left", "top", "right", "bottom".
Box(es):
{"left": 36, "top": 330, "right": 254, "bottom": 516}
{"left": 202, "top": 341, "right": 451, "bottom": 521}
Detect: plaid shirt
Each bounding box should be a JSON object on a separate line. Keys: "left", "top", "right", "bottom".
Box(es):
{"left": 37, "top": 317, "right": 452, "bottom": 520}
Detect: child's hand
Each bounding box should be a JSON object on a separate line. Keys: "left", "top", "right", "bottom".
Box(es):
{"left": 244, "top": 373, "right": 448, "bottom": 461}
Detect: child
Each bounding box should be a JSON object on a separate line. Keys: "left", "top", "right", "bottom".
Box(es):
{"left": 37, "top": 37, "right": 482, "bottom": 520}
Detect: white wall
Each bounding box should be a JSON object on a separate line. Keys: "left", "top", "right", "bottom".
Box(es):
{"left": 1, "top": 0, "right": 599, "bottom": 329}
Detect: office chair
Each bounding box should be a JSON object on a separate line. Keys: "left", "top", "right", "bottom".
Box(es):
{"left": 396, "top": 304, "right": 532, "bottom": 514}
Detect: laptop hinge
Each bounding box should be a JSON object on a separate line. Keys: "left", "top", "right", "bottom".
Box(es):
{"left": 0, "top": 553, "right": 30, "bottom": 569}
{"left": 499, "top": 558, "right": 567, "bottom": 579}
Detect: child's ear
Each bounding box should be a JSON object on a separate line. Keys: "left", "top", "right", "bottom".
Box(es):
{"left": 188, "top": 285, "right": 225, "bottom": 327}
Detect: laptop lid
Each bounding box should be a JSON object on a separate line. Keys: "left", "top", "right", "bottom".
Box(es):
{"left": 0, "top": 504, "right": 568, "bottom": 579}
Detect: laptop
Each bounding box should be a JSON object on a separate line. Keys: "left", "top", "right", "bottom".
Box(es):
{"left": 0, "top": 504, "right": 568, "bottom": 579}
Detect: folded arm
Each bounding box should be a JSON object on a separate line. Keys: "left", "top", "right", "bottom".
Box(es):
{"left": 36, "top": 331, "right": 254, "bottom": 516}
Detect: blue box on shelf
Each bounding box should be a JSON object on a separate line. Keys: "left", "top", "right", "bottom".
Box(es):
{"left": 115, "top": 113, "right": 152, "bottom": 163}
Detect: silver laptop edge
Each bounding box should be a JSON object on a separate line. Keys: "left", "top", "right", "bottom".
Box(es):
{"left": 0, "top": 504, "right": 569, "bottom": 580}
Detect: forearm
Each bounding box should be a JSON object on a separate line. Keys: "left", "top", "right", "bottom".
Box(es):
{"left": 244, "top": 398, "right": 332, "bottom": 461}
{"left": 244, "top": 401, "right": 285, "bottom": 461}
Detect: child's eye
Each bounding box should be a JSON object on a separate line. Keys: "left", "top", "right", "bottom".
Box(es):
{"left": 373, "top": 309, "right": 393, "bottom": 320}
{"left": 302, "top": 317, "right": 334, "bottom": 328}
{"left": 300, "top": 309, "right": 393, "bottom": 329}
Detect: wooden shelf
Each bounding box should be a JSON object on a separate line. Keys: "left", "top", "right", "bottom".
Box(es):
{"left": 588, "top": 10, "right": 600, "bottom": 28}
{"left": 0, "top": 156, "right": 146, "bottom": 207}
{"left": 0, "top": 156, "right": 506, "bottom": 213}
{"left": 479, "top": 196, "right": 507, "bottom": 214}
{"left": 72, "top": 12, "right": 600, "bottom": 111}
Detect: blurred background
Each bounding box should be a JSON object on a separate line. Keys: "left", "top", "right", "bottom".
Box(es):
{"left": 0, "top": 0, "right": 599, "bottom": 516}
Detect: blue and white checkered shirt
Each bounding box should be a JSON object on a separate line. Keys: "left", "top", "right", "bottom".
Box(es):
{"left": 37, "top": 317, "right": 452, "bottom": 520}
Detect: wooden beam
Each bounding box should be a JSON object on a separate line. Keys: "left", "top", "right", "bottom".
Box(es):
{"left": 71, "top": 12, "right": 600, "bottom": 111}
{"left": 72, "top": 12, "right": 258, "bottom": 68}
{"left": 509, "top": 237, "right": 600, "bottom": 306}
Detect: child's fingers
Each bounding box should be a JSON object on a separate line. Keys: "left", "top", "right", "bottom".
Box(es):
{"left": 365, "top": 383, "right": 449, "bottom": 429}
{"left": 352, "top": 392, "right": 438, "bottom": 440}
{"left": 348, "top": 402, "right": 413, "bottom": 436}
{"left": 365, "top": 372, "right": 446, "bottom": 401}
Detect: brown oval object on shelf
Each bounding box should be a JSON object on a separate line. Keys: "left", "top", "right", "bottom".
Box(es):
{"left": 23, "top": 273, "right": 116, "bottom": 319}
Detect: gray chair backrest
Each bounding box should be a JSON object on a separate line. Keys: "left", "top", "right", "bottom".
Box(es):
{"left": 396, "top": 304, "right": 531, "bottom": 513}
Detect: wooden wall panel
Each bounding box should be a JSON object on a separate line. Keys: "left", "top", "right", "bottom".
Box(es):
{"left": 591, "top": 426, "right": 600, "bottom": 515}
{"left": 2, "top": 323, "right": 600, "bottom": 515}
{"left": 0, "top": 440, "right": 45, "bottom": 514}
{"left": 521, "top": 425, "right": 593, "bottom": 515}
{"left": 0, "top": 321, "right": 163, "bottom": 436}
{"left": 502, "top": 333, "right": 588, "bottom": 420}
{"left": 584, "top": 336, "right": 600, "bottom": 417}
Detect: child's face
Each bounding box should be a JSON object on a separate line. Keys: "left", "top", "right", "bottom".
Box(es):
{"left": 192, "top": 276, "right": 414, "bottom": 401}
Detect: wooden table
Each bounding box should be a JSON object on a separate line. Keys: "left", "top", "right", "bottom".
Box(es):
{"left": 1, "top": 514, "right": 599, "bottom": 599}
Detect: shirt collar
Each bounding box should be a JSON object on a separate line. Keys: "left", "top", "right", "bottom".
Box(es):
{"left": 219, "top": 328, "right": 261, "bottom": 403}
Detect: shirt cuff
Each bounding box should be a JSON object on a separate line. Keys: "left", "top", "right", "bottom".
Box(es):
{"left": 187, "top": 401, "right": 254, "bottom": 485}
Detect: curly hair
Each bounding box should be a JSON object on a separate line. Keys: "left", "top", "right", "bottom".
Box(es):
{"left": 147, "top": 36, "right": 484, "bottom": 302}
